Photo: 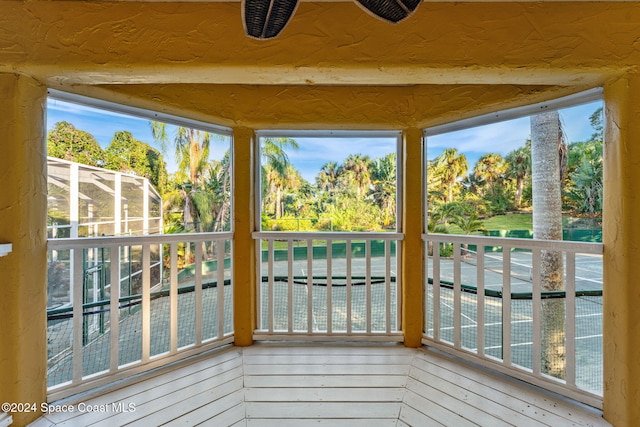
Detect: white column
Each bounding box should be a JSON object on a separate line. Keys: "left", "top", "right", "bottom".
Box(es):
{"left": 143, "top": 178, "right": 149, "bottom": 235}
{"left": 70, "top": 163, "right": 79, "bottom": 239}
{"left": 114, "top": 173, "right": 122, "bottom": 236}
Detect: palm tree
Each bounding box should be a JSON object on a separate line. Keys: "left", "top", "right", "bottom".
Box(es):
{"left": 260, "top": 137, "right": 299, "bottom": 219}
{"left": 531, "top": 110, "right": 565, "bottom": 379}
{"left": 426, "top": 159, "right": 447, "bottom": 203}
{"left": 370, "top": 153, "right": 397, "bottom": 226}
{"left": 570, "top": 158, "right": 603, "bottom": 214}
{"left": 454, "top": 211, "right": 486, "bottom": 236}
{"left": 316, "top": 161, "right": 339, "bottom": 193}
{"left": 151, "top": 122, "right": 217, "bottom": 236}
{"left": 473, "top": 153, "right": 507, "bottom": 196}
{"left": 279, "top": 163, "right": 304, "bottom": 218}
{"left": 453, "top": 210, "right": 487, "bottom": 255}
{"left": 435, "top": 148, "right": 468, "bottom": 203}
{"left": 207, "top": 150, "right": 232, "bottom": 232}
{"left": 151, "top": 122, "right": 211, "bottom": 186}
{"left": 505, "top": 143, "right": 532, "bottom": 208}
{"left": 342, "top": 154, "right": 372, "bottom": 198}
{"left": 565, "top": 110, "right": 603, "bottom": 216}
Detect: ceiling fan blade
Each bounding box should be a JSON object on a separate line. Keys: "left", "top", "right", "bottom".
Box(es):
{"left": 355, "top": 0, "right": 421, "bottom": 24}
{"left": 243, "top": 0, "right": 300, "bottom": 39}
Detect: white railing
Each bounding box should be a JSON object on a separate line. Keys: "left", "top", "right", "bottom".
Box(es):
{"left": 46, "top": 232, "right": 234, "bottom": 401}
{"left": 253, "top": 232, "right": 403, "bottom": 341}
{"left": 422, "top": 233, "right": 604, "bottom": 408}
{"left": 48, "top": 216, "right": 163, "bottom": 238}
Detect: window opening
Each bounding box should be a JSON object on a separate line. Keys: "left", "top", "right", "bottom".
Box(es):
{"left": 423, "top": 91, "right": 604, "bottom": 400}
{"left": 256, "top": 131, "right": 401, "bottom": 232}
{"left": 45, "top": 91, "right": 234, "bottom": 396}
{"left": 254, "top": 131, "right": 403, "bottom": 336}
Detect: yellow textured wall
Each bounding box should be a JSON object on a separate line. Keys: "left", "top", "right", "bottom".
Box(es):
{"left": 0, "top": 2, "right": 638, "bottom": 86}
{"left": 402, "top": 128, "right": 424, "bottom": 348}
{"left": 1, "top": 1, "right": 639, "bottom": 426}
{"left": 88, "top": 84, "right": 569, "bottom": 130}
{"left": 0, "top": 74, "right": 48, "bottom": 427}
{"left": 232, "top": 127, "right": 256, "bottom": 345}
{"left": 603, "top": 76, "right": 640, "bottom": 426}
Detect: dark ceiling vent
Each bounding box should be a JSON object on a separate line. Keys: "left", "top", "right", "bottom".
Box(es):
{"left": 355, "top": 0, "right": 421, "bottom": 23}
{"left": 243, "top": 0, "right": 300, "bottom": 40}
{"left": 242, "top": 0, "right": 422, "bottom": 39}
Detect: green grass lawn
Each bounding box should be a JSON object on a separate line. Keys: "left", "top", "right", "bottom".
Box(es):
{"left": 258, "top": 213, "right": 598, "bottom": 245}
{"left": 481, "top": 213, "right": 533, "bottom": 230}
{"left": 480, "top": 213, "right": 602, "bottom": 232}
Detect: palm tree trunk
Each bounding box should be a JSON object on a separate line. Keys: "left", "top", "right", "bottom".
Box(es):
{"left": 189, "top": 130, "right": 199, "bottom": 185}
{"left": 531, "top": 111, "right": 565, "bottom": 379}
{"left": 515, "top": 178, "right": 524, "bottom": 207}
{"left": 275, "top": 187, "right": 282, "bottom": 219}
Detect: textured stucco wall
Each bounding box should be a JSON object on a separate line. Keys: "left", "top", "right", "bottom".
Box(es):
{"left": 0, "top": 2, "right": 638, "bottom": 86}
{"left": 87, "top": 84, "right": 571, "bottom": 130}
{"left": 0, "top": 74, "right": 48, "bottom": 427}
{"left": 603, "top": 76, "right": 640, "bottom": 426}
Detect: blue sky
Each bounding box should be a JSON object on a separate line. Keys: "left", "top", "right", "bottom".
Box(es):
{"left": 280, "top": 137, "right": 397, "bottom": 182}
{"left": 47, "top": 98, "right": 602, "bottom": 183}
{"left": 46, "top": 98, "right": 230, "bottom": 174}
{"left": 427, "top": 101, "right": 602, "bottom": 168}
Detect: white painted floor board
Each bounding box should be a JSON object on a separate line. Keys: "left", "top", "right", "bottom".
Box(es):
{"left": 244, "top": 354, "right": 415, "bottom": 365}
{"left": 413, "top": 349, "right": 607, "bottom": 426}
{"left": 84, "top": 365, "right": 243, "bottom": 427}
{"left": 245, "top": 402, "right": 402, "bottom": 419}
{"left": 29, "top": 344, "right": 611, "bottom": 427}
{"left": 403, "top": 390, "right": 480, "bottom": 427}
{"left": 244, "top": 343, "right": 411, "bottom": 355}
{"left": 408, "top": 364, "right": 562, "bottom": 427}
{"left": 193, "top": 402, "right": 245, "bottom": 427}
{"left": 244, "top": 374, "right": 407, "bottom": 388}
{"left": 406, "top": 376, "right": 514, "bottom": 427}
{"left": 396, "top": 418, "right": 414, "bottom": 427}
{"left": 44, "top": 348, "right": 242, "bottom": 425}
{"left": 228, "top": 420, "right": 246, "bottom": 427}
{"left": 124, "top": 379, "right": 243, "bottom": 426}
{"left": 156, "top": 390, "right": 244, "bottom": 426}
{"left": 398, "top": 404, "right": 445, "bottom": 427}
{"left": 244, "top": 387, "right": 405, "bottom": 402}
{"left": 246, "top": 420, "right": 399, "bottom": 427}
{"left": 244, "top": 363, "right": 410, "bottom": 375}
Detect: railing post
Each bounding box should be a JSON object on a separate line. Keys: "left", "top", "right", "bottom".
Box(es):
{"left": 114, "top": 173, "right": 122, "bottom": 235}
{"left": 233, "top": 127, "right": 256, "bottom": 346}
{"left": 403, "top": 128, "right": 424, "bottom": 347}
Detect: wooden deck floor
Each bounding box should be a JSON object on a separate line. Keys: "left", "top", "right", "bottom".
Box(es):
{"left": 30, "top": 344, "right": 610, "bottom": 427}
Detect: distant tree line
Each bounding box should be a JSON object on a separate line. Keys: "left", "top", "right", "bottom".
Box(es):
{"left": 47, "top": 107, "right": 602, "bottom": 236}
{"left": 47, "top": 121, "right": 169, "bottom": 194}
{"left": 426, "top": 107, "right": 603, "bottom": 234}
